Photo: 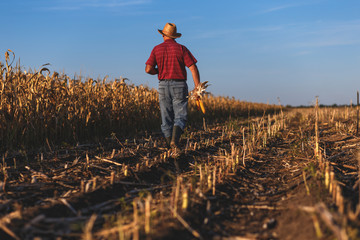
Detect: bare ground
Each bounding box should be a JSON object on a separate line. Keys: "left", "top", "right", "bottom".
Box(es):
{"left": 1, "top": 110, "right": 359, "bottom": 240}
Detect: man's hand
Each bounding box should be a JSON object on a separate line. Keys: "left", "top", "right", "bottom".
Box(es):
{"left": 145, "top": 64, "right": 158, "bottom": 75}
{"left": 189, "top": 81, "right": 210, "bottom": 100}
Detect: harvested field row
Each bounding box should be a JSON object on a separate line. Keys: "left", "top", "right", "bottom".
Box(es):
{"left": 1, "top": 106, "right": 360, "bottom": 240}
{"left": 1, "top": 113, "right": 285, "bottom": 239}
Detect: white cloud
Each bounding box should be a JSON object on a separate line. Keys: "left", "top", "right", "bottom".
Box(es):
{"left": 85, "top": 0, "right": 151, "bottom": 8}
{"left": 294, "top": 51, "right": 311, "bottom": 56}
{"left": 193, "top": 29, "right": 242, "bottom": 39}
{"left": 293, "top": 39, "right": 359, "bottom": 48}
{"left": 193, "top": 25, "right": 284, "bottom": 39}
{"left": 259, "top": 3, "right": 300, "bottom": 14}
{"left": 290, "top": 20, "right": 360, "bottom": 48}
{"left": 41, "top": 0, "right": 151, "bottom": 11}
{"left": 258, "top": 0, "right": 324, "bottom": 14}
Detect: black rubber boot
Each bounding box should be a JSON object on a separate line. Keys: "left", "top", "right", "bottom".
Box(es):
{"left": 170, "top": 125, "right": 183, "bottom": 148}
{"left": 165, "top": 136, "right": 172, "bottom": 149}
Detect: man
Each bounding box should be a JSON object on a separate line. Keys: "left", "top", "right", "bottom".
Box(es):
{"left": 145, "top": 23, "right": 200, "bottom": 148}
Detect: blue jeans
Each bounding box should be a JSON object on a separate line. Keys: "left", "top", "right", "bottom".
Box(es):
{"left": 158, "top": 80, "right": 188, "bottom": 138}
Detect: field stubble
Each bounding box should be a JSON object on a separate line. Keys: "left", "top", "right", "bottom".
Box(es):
{"left": 1, "top": 106, "right": 359, "bottom": 239}
{"left": 1, "top": 51, "right": 360, "bottom": 239}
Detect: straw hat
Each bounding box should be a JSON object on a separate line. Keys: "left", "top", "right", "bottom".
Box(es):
{"left": 158, "top": 23, "right": 182, "bottom": 38}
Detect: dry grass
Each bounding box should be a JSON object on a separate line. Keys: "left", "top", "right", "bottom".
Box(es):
{"left": 0, "top": 50, "right": 281, "bottom": 152}
{"left": 1, "top": 58, "right": 359, "bottom": 239}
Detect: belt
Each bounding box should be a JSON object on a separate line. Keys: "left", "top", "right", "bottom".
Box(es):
{"left": 160, "top": 79, "right": 186, "bottom": 82}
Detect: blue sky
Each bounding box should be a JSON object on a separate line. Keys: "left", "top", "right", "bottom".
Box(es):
{"left": 1, "top": 0, "right": 360, "bottom": 106}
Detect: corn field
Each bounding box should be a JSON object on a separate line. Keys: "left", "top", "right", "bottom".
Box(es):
{"left": 0, "top": 50, "right": 280, "bottom": 153}
{"left": 4, "top": 50, "right": 360, "bottom": 240}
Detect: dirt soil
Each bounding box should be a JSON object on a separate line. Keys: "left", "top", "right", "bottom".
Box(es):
{"left": 1, "top": 110, "right": 360, "bottom": 240}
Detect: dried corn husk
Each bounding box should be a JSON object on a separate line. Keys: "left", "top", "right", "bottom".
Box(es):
{"left": 189, "top": 81, "right": 209, "bottom": 114}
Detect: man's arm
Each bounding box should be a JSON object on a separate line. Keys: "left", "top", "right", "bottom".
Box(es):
{"left": 189, "top": 64, "right": 200, "bottom": 89}
{"left": 145, "top": 64, "right": 158, "bottom": 75}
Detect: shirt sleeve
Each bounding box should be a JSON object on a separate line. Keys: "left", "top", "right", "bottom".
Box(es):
{"left": 145, "top": 48, "right": 157, "bottom": 67}
{"left": 182, "top": 46, "right": 197, "bottom": 67}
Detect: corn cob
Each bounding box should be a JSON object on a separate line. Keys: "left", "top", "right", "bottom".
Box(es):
{"left": 189, "top": 81, "right": 209, "bottom": 114}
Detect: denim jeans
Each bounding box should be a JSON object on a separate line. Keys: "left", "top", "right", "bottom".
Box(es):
{"left": 158, "top": 80, "right": 188, "bottom": 138}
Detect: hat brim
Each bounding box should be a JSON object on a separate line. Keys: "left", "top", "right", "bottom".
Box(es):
{"left": 158, "top": 29, "right": 182, "bottom": 38}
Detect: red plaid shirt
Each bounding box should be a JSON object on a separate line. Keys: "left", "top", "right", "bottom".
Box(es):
{"left": 146, "top": 39, "right": 197, "bottom": 80}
